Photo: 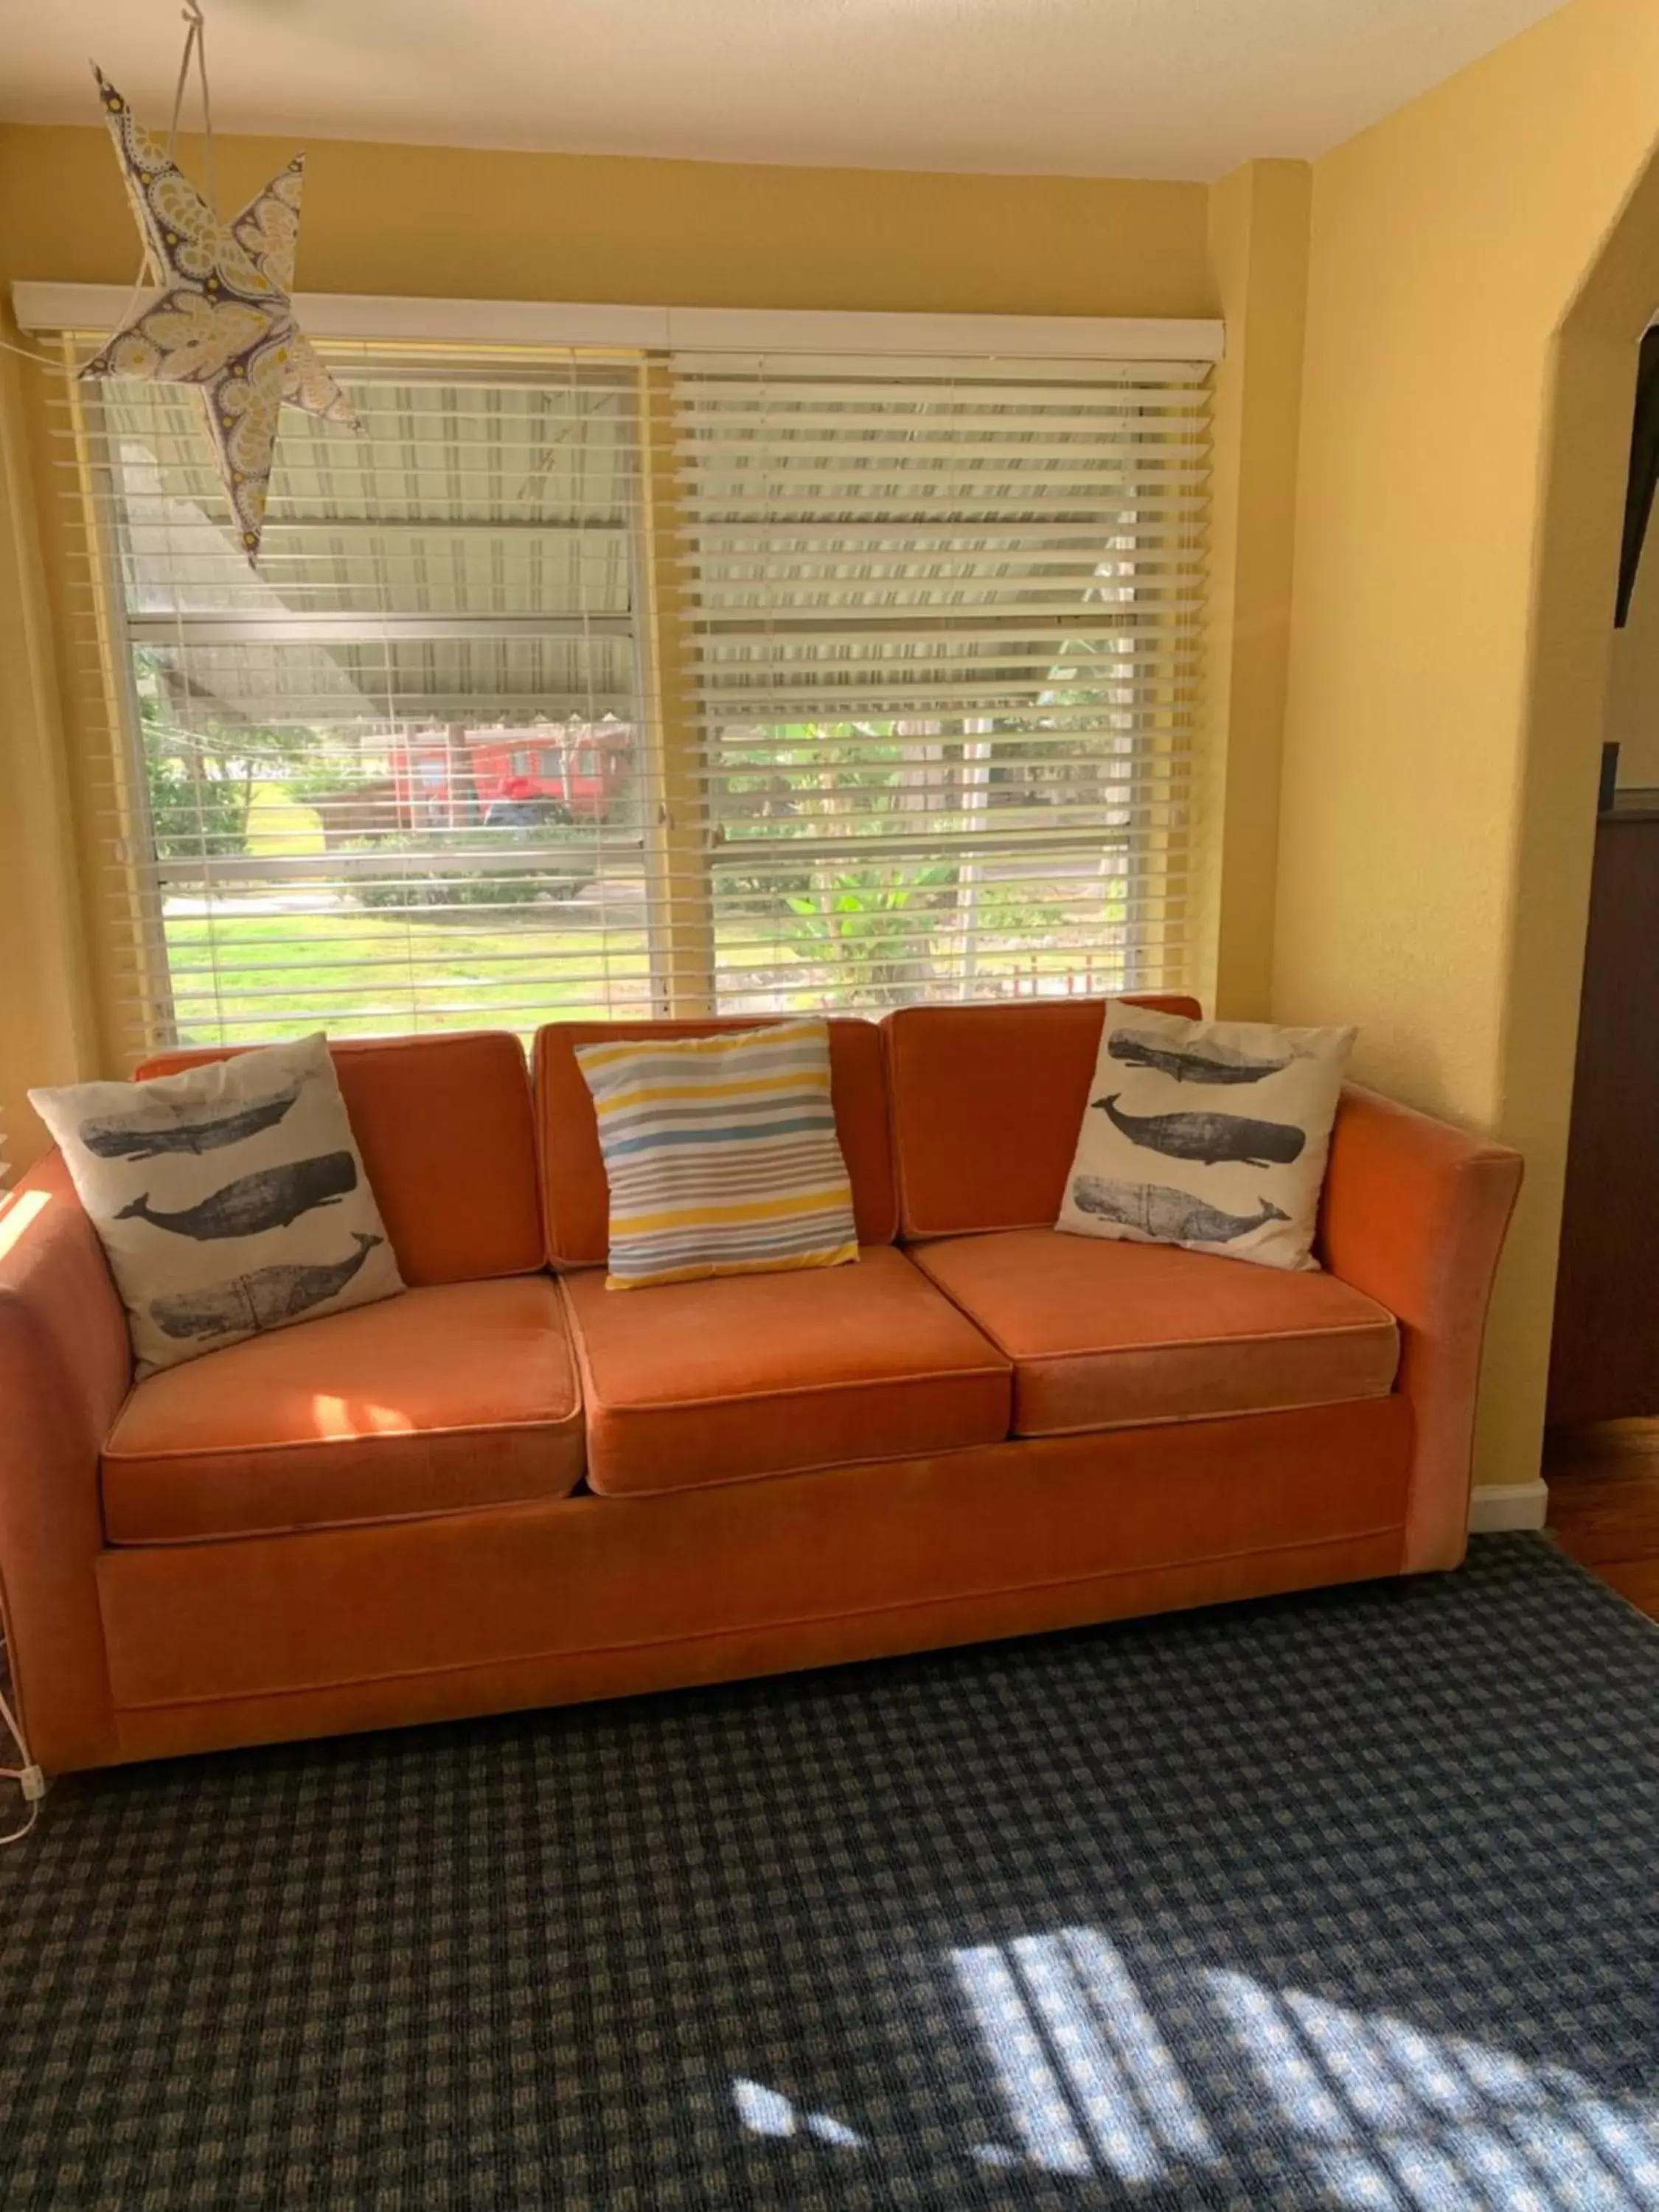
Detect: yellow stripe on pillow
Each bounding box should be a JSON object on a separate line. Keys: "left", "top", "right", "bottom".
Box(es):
{"left": 574, "top": 1019, "right": 860, "bottom": 1290}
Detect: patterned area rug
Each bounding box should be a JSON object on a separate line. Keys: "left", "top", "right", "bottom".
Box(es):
{"left": 1, "top": 1535, "right": 1655, "bottom": 2210}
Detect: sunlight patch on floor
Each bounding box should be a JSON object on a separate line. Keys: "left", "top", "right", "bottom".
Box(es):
{"left": 731, "top": 2078, "right": 868, "bottom": 2151}
{"left": 952, "top": 1928, "right": 1217, "bottom": 2180}
{"left": 1209, "top": 1969, "right": 1659, "bottom": 2210}
{"left": 726, "top": 1930, "right": 1659, "bottom": 2208}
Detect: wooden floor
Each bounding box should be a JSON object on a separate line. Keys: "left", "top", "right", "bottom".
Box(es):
{"left": 1543, "top": 1419, "right": 1659, "bottom": 1620}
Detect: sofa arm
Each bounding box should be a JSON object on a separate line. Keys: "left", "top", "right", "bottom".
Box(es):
{"left": 0, "top": 1152, "right": 131, "bottom": 1769}
{"left": 1320, "top": 1084, "right": 1523, "bottom": 1573}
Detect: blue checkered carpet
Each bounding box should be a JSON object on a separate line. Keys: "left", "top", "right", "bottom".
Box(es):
{"left": 0, "top": 1534, "right": 1654, "bottom": 2209}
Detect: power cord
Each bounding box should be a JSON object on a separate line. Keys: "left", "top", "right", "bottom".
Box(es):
{"left": 0, "top": 1641, "right": 46, "bottom": 1846}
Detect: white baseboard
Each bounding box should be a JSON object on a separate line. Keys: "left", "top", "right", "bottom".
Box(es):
{"left": 1469, "top": 1480, "right": 1550, "bottom": 1534}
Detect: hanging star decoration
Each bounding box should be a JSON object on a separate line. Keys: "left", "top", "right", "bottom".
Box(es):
{"left": 79, "top": 66, "right": 359, "bottom": 566}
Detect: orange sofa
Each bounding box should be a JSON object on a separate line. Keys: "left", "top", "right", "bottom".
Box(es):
{"left": 0, "top": 999, "right": 1523, "bottom": 1774}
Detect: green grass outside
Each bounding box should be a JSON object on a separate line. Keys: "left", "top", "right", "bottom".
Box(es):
{"left": 163, "top": 910, "right": 655, "bottom": 1041}
{"left": 163, "top": 897, "right": 1132, "bottom": 1044}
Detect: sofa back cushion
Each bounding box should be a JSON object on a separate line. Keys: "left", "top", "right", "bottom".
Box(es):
{"left": 884, "top": 997, "right": 1201, "bottom": 1239}
{"left": 535, "top": 1018, "right": 897, "bottom": 1267}
{"left": 136, "top": 1032, "right": 543, "bottom": 1286}
{"left": 32, "top": 1034, "right": 406, "bottom": 1375}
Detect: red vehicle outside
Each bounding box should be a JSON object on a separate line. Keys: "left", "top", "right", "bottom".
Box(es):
{"left": 389, "top": 720, "right": 634, "bottom": 830}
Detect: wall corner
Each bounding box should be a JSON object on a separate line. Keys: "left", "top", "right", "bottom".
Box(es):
{"left": 1194, "top": 158, "right": 1311, "bottom": 1020}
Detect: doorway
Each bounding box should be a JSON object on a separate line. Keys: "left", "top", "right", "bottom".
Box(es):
{"left": 1543, "top": 316, "right": 1659, "bottom": 1618}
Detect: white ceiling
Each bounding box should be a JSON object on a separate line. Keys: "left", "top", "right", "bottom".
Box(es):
{"left": 0, "top": 0, "right": 1566, "bottom": 181}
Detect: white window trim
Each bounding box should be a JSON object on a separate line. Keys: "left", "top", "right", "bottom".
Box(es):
{"left": 10, "top": 282, "right": 1223, "bottom": 364}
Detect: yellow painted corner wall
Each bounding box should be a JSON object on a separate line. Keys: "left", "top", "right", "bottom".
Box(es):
{"left": 1197, "top": 161, "right": 1310, "bottom": 1021}
{"left": 1274, "top": 0, "right": 1659, "bottom": 1489}
{"left": 0, "top": 126, "right": 1227, "bottom": 1171}
{"left": 0, "top": 127, "right": 1214, "bottom": 312}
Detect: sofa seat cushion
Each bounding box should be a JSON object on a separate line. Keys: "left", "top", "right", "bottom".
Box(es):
{"left": 910, "top": 1229, "right": 1399, "bottom": 1437}
{"left": 102, "top": 1276, "right": 583, "bottom": 1543}
{"left": 562, "top": 1245, "right": 1012, "bottom": 1497}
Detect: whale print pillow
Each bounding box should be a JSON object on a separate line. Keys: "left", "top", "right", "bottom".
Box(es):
{"left": 30, "top": 1034, "right": 404, "bottom": 1375}
{"left": 1056, "top": 1001, "right": 1356, "bottom": 1271}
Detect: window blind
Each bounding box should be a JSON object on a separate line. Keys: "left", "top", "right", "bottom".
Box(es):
{"left": 668, "top": 352, "right": 1208, "bottom": 1012}
{"left": 57, "top": 349, "right": 656, "bottom": 1054}
{"left": 51, "top": 328, "right": 1209, "bottom": 1059}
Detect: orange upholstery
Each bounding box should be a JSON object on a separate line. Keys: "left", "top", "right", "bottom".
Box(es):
{"left": 562, "top": 1245, "right": 1011, "bottom": 1495}
{"left": 138, "top": 1032, "right": 543, "bottom": 1286}
{"left": 911, "top": 1228, "right": 1399, "bottom": 1435}
{"left": 0, "top": 1158, "right": 131, "bottom": 1770}
{"left": 0, "top": 1012, "right": 1523, "bottom": 1775}
{"left": 535, "top": 1016, "right": 897, "bottom": 1266}
{"left": 102, "top": 1277, "right": 583, "bottom": 1544}
{"left": 883, "top": 995, "right": 1201, "bottom": 1238}
{"left": 1320, "top": 1084, "right": 1523, "bottom": 1572}
{"left": 96, "top": 1397, "right": 1413, "bottom": 1757}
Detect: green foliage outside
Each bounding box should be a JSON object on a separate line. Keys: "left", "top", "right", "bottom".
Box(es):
{"left": 781, "top": 864, "right": 958, "bottom": 1007}
{"left": 136, "top": 649, "right": 316, "bottom": 863}
{"left": 162, "top": 900, "right": 1124, "bottom": 1048}
{"left": 139, "top": 661, "right": 255, "bottom": 862}
{"left": 139, "top": 669, "right": 1124, "bottom": 1026}
{"left": 161, "top": 909, "right": 653, "bottom": 1042}
{"left": 345, "top": 828, "right": 597, "bottom": 910}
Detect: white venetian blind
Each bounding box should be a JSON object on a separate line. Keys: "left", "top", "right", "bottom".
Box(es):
{"left": 669, "top": 351, "right": 1208, "bottom": 1012}
{"left": 58, "top": 347, "right": 656, "bottom": 1056}
{"left": 43, "top": 316, "right": 1213, "bottom": 1059}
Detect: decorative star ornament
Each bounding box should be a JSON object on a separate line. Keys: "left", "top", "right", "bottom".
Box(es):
{"left": 79, "top": 69, "right": 359, "bottom": 566}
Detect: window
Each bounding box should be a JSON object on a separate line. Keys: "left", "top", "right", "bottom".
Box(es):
{"left": 672, "top": 352, "right": 1206, "bottom": 1012}
{"left": 79, "top": 352, "right": 650, "bottom": 1051}
{"left": 70, "top": 336, "right": 1208, "bottom": 1054}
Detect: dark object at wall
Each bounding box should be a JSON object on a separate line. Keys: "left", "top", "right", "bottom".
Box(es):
{"left": 1599, "top": 742, "right": 1621, "bottom": 815}
{"left": 1093, "top": 1093, "right": 1307, "bottom": 1168}
{"left": 1615, "top": 325, "right": 1659, "bottom": 627}
{"left": 1550, "top": 811, "right": 1659, "bottom": 1422}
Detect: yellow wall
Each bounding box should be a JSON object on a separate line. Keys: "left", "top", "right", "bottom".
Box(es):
{"left": 0, "top": 328, "right": 101, "bottom": 1172}
{"left": 1607, "top": 532, "right": 1659, "bottom": 787}
{"left": 1274, "top": 0, "right": 1659, "bottom": 1488}
{"left": 0, "top": 127, "right": 1214, "bottom": 313}
{"left": 1200, "top": 160, "right": 1310, "bottom": 1020}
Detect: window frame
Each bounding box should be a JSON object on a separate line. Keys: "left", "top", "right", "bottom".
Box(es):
{"left": 50, "top": 314, "right": 1215, "bottom": 1054}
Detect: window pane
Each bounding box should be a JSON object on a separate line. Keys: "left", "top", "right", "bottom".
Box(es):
{"left": 671, "top": 354, "right": 1206, "bottom": 1012}
{"left": 100, "top": 358, "right": 655, "bottom": 1047}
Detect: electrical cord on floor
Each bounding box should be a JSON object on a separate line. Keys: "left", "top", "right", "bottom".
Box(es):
{"left": 0, "top": 1641, "right": 46, "bottom": 1846}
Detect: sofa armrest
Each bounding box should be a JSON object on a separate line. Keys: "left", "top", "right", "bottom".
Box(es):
{"left": 0, "top": 1152, "right": 131, "bottom": 1768}
{"left": 1320, "top": 1084, "right": 1523, "bottom": 1573}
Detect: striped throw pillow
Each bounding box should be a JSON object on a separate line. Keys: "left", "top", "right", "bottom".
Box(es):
{"left": 574, "top": 1020, "right": 860, "bottom": 1290}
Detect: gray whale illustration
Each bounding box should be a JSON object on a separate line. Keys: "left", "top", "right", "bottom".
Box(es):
{"left": 1071, "top": 1175, "right": 1290, "bottom": 1244}
{"left": 117, "top": 1151, "right": 358, "bottom": 1240}
{"left": 1093, "top": 1093, "right": 1307, "bottom": 1169}
{"left": 1107, "top": 1029, "right": 1293, "bottom": 1085}
{"left": 150, "top": 1232, "right": 384, "bottom": 1340}
{"left": 79, "top": 1081, "right": 302, "bottom": 1161}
